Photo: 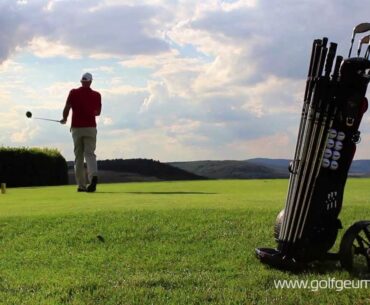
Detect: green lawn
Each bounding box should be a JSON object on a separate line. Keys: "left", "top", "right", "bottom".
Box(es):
{"left": 0, "top": 179, "right": 369, "bottom": 305}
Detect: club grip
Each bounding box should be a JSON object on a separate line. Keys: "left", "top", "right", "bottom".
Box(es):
{"left": 317, "top": 37, "right": 329, "bottom": 77}
{"left": 324, "top": 43, "right": 337, "bottom": 78}
{"left": 332, "top": 56, "right": 343, "bottom": 81}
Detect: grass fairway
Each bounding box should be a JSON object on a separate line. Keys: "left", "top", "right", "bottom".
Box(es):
{"left": 0, "top": 179, "right": 369, "bottom": 305}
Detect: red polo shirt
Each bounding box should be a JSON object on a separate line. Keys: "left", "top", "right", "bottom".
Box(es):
{"left": 67, "top": 87, "right": 102, "bottom": 128}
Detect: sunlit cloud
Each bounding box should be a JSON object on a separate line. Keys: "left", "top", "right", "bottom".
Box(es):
{"left": 26, "top": 37, "right": 82, "bottom": 59}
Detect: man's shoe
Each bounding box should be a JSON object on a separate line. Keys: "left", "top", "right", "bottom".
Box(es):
{"left": 87, "top": 176, "right": 98, "bottom": 193}
{"left": 77, "top": 187, "right": 87, "bottom": 192}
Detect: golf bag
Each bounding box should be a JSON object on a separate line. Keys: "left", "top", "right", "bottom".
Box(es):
{"left": 256, "top": 24, "right": 370, "bottom": 272}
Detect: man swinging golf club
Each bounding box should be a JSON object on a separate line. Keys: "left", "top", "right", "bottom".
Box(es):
{"left": 61, "top": 72, "right": 102, "bottom": 192}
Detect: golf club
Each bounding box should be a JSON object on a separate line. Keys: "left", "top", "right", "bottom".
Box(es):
{"left": 26, "top": 111, "right": 61, "bottom": 123}
{"left": 348, "top": 22, "right": 370, "bottom": 57}
{"left": 357, "top": 35, "right": 370, "bottom": 57}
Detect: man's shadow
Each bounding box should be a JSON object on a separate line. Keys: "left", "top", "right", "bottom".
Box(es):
{"left": 95, "top": 191, "right": 217, "bottom": 195}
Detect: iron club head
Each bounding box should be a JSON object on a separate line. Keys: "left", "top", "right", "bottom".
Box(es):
{"left": 349, "top": 22, "right": 370, "bottom": 57}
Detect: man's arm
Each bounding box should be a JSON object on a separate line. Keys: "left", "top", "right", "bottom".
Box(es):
{"left": 95, "top": 92, "right": 102, "bottom": 116}
{"left": 60, "top": 92, "right": 72, "bottom": 124}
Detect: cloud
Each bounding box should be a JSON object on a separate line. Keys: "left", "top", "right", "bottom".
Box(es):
{"left": 241, "top": 76, "right": 304, "bottom": 117}
{"left": 226, "top": 132, "right": 293, "bottom": 159}
{"left": 10, "top": 125, "right": 39, "bottom": 143}
{"left": 101, "top": 85, "right": 147, "bottom": 97}
{"left": 140, "top": 81, "right": 169, "bottom": 112}
{"left": 102, "top": 116, "right": 113, "bottom": 126}
{"left": 96, "top": 127, "right": 214, "bottom": 162}
{"left": 26, "top": 37, "right": 81, "bottom": 59}
{"left": 45, "top": 2, "right": 170, "bottom": 56}
{"left": 166, "top": 0, "right": 370, "bottom": 90}
{"left": 0, "top": 0, "right": 172, "bottom": 63}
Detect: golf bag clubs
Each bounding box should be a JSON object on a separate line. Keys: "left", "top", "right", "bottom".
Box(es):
{"left": 256, "top": 23, "right": 370, "bottom": 273}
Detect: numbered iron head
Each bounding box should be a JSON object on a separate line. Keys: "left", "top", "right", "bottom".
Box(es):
{"left": 349, "top": 22, "right": 370, "bottom": 57}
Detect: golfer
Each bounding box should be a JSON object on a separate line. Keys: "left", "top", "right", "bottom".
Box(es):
{"left": 61, "top": 72, "right": 102, "bottom": 192}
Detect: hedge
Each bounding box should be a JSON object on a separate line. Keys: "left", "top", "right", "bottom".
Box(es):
{"left": 0, "top": 147, "right": 68, "bottom": 187}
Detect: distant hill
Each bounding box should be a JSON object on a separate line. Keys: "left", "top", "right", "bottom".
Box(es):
{"left": 66, "top": 158, "right": 370, "bottom": 183}
{"left": 169, "top": 159, "right": 370, "bottom": 179}
{"left": 169, "top": 160, "right": 287, "bottom": 179}
{"left": 67, "top": 158, "right": 205, "bottom": 184}
{"left": 348, "top": 159, "right": 370, "bottom": 177}
{"left": 247, "top": 158, "right": 290, "bottom": 177}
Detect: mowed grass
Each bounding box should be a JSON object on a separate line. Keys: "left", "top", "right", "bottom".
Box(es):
{"left": 0, "top": 179, "right": 369, "bottom": 305}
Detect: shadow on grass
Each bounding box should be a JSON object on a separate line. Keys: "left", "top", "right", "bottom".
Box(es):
{"left": 265, "top": 259, "right": 370, "bottom": 280}
{"left": 95, "top": 191, "right": 217, "bottom": 195}
{"left": 308, "top": 261, "right": 370, "bottom": 280}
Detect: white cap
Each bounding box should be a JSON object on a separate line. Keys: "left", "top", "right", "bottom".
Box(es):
{"left": 81, "top": 72, "right": 93, "bottom": 82}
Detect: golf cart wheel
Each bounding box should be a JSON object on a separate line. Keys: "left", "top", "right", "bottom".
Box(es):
{"left": 339, "top": 221, "right": 370, "bottom": 275}
{"left": 274, "top": 209, "right": 285, "bottom": 241}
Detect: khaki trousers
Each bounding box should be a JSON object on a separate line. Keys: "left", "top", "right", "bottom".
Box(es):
{"left": 71, "top": 127, "right": 98, "bottom": 188}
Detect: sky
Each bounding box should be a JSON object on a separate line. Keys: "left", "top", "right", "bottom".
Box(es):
{"left": 1, "top": 0, "right": 370, "bottom": 162}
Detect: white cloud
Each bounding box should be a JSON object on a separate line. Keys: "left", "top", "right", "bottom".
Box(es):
{"left": 87, "top": 66, "right": 115, "bottom": 74}
{"left": 11, "top": 125, "right": 39, "bottom": 143}
{"left": 226, "top": 132, "right": 293, "bottom": 159}
{"left": 241, "top": 76, "right": 303, "bottom": 117}
{"left": 97, "top": 127, "right": 213, "bottom": 161}
{"left": 221, "top": 0, "right": 257, "bottom": 11}
{"left": 0, "top": 59, "right": 24, "bottom": 73}
{"left": 0, "top": 0, "right": 172, "bottom": 63}
{"left": 103, "top": 116, "right": 113, "bottom": 126}
{"left": 119, "top": 49, "right": 179, "bottom": 68}
{"left": 140, "top": 81, "right": 169, "bottom": 112}
{"left": 26, "top": 37, "right": 81, "bottom": 59}
{"left": 44, "top": 82, "right": 76, "bottom": 100}
{"left": 166, "top": 119, "right": 201, "bottom": 135}
{"left": 101, "top": 85, "right": 147, "bottom": 97}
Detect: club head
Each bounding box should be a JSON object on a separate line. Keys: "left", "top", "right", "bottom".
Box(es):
{"left": 360, "top": 35, "right": 370, "bottom": 44}
{"left": 357, "top": 35, "right": 370, "bottom": 57}
{"left": 353, "top": 23, "right": 370, "bottom": 35}
{"left": 26, "top": 111, "right": 60, "bottom": 123}
{"left": 349, "top": 23, "right": 370, "bottom": 57}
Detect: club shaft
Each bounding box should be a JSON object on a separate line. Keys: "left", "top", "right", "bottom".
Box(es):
{"left": 365, "top": 45, "right": 370, "bottom": 59}
{"left": 280, "top": 39, "right": 323, "bottom": 239}
{"left": 34, "top": 117, "right": 60, "bottom": 122}
{"left": 281, "top": 40, "right": 328, "bottom": 242}
{"left": 286, "top": 80, "right": 324, "bottom": 242}
{"left": 297, "top": 105, "right": 337, "bottom": 240}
